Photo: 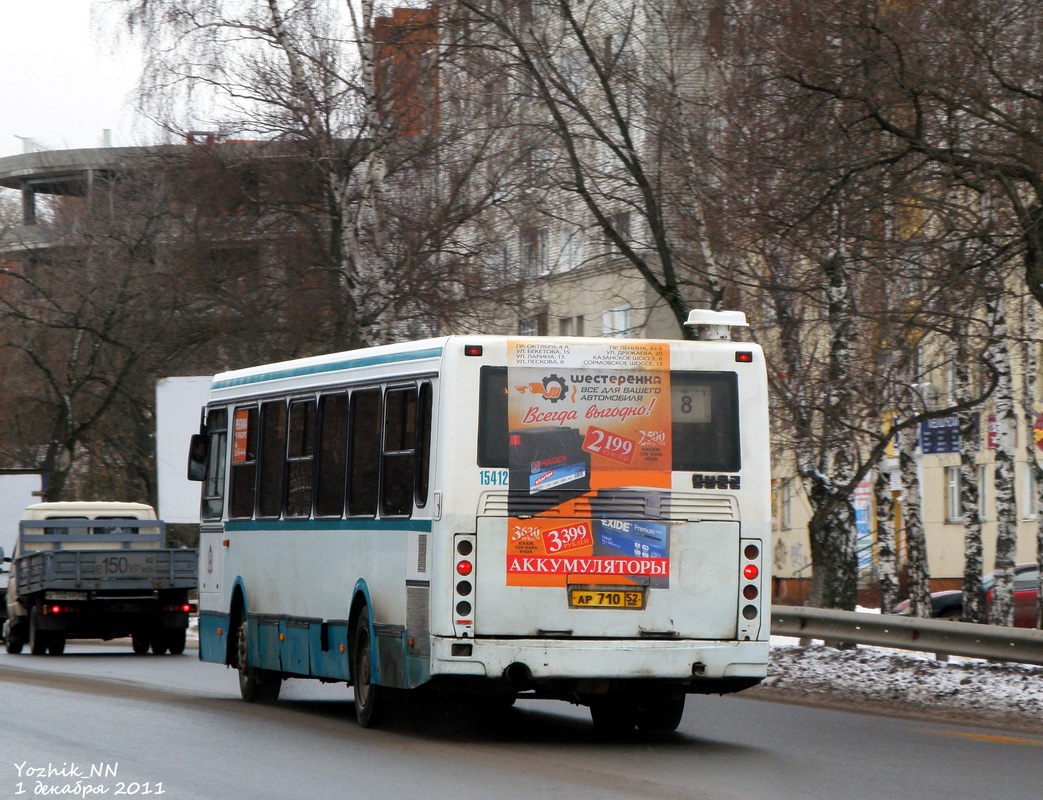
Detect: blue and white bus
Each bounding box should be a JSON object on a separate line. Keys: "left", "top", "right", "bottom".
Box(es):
{"left": 187, "top": 310, "right": 770, "bottom": 733}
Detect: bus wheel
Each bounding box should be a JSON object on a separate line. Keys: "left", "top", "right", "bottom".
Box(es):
{"left": 236, "top": 620, "right": 280, "bottom": 703}
{"left": 636, "top": 692, "right": 686, "bottom": 733}
{"left": 589, "top": 695, "right": 638, "bottom": 736}
{"left": 352, "top": 611, "right": 385, "bottom": 728}
{"left": 168, "top": 628, "right": 187, "bottom": 655}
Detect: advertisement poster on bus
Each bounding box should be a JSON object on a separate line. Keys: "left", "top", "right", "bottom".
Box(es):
{"left": 504, "top": 340, "right": 674, "bottom": 588}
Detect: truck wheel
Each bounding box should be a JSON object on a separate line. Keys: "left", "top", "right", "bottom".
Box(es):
{"left": 29, "top": 616, "right": 49, "bottom": 656}
{"left": 48, "top": 635, "right": 66, "bottom": 656}
{"left": 237, "top": 620, "right": 280, "bottom": 702}
{"left": 167, "top": 628, "right": 187, "bottom": 655}
{"left": 151, "top": 632, "right": 169, "bottom": 655}
{"left": 132, "top": 634, "right": 150, "bottom": 654}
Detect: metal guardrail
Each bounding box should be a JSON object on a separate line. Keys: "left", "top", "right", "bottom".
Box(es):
{"left": 772, "top": 606, "right": 1043, "bottom": 667}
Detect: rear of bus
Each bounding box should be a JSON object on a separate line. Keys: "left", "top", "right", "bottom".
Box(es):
{"left": 432, "top": 318, "right": 769, "bottom": 732}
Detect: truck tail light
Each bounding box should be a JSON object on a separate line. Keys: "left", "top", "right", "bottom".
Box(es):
{"left": 164, "top": 603, "right": 196, "bottom": 613}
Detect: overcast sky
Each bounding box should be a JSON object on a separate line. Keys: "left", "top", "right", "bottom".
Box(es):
{"left": 0, "top": 2, "right": 151, "bottom": 157}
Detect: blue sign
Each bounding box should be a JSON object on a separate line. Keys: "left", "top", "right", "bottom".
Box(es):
{"left": 920, "top": 415, "right": 960, "bottom": 455}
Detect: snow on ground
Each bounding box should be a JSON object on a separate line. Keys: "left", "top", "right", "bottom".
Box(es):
{"left": 765, "top": 634, "right": 1043, "bottom": 730}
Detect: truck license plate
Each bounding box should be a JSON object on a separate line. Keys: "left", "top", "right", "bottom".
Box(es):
{"left": 569, "top": 587, "right": 645, "bottom": 609}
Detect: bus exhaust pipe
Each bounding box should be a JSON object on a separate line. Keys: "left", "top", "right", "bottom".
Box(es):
{"left": 505, "top": 662, "right": 532, "bottom": 688}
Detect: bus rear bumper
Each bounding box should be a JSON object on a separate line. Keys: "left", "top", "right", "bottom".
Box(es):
{"left": 430, "top": 636, "right": 768, "bottom": 686}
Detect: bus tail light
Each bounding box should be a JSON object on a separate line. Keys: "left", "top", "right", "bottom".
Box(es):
{"left": 738, "top": 539, "right": 764, "bottom": 640}
{"left": 453, "top": 534, "right": 477, "bottom": 638}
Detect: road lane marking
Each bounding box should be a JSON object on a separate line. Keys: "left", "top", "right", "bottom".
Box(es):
{"left": 935, "top": 731, "right": 1043, "bottom": 746}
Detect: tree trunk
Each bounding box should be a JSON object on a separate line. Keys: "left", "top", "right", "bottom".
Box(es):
{"left": 874, "top": 464, "right": 899, "bottom": 613}
{"left": 899, "top": 425, "right": 931, "bottom": 618}
{"left": 988, "top": 293, "right": 1018, "bottom": 626}
{"left": 955, "top": 321, "right": 985, "bottom": 622}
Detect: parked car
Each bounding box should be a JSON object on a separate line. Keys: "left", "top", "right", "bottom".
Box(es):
{"left": 893, "top": 563, "right": 1039, "bottom": 626}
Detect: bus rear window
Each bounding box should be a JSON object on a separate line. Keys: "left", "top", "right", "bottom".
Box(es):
{"left": 671, "top": 372, "right": 740, "bottom": 472}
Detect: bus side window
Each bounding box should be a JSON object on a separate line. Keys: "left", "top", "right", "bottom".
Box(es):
{"left": 258, "top": 400, "right": 288, "bottom": 518}
{"left": 229, "top": 406, "right": 258, "bottom": 519}
{"left": 381, "top": 386, "right": 418, "bottom": 517}
{"left": 415, "top": 382, "right": 433, "bottom": 508}
{"left": 348, "top": 388, "right": 381, "bottom": 517}
{"left": 477, "top": 367, "right": 508, "bottom": 467}
{"left": 315, "top": 393, "right": 348, "bottom": 517}
{"left": 202, "top": 408, "right": 228, "bottom": 521}
{"left": 285, "top": 398, "right": 317, "bottom": 518}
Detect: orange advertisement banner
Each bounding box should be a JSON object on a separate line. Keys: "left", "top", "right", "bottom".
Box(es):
{"left": 505, "top": 340, "right": 673, "bottom": 587}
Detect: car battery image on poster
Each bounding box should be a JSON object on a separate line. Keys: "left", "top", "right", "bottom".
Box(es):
{"left": 508, "top": 426, "right": 591, "bottom": 514}
{"left": 593, "top": 517, "right": 670, "bottom": 589}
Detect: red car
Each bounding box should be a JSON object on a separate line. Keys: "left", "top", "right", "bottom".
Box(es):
{"left": 893, "top": 563, "right": 1039, "bottom": 626}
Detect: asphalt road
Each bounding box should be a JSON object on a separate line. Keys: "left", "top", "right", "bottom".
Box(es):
{"left": 1, "top": 641, "right": 1040, "bottom": 800}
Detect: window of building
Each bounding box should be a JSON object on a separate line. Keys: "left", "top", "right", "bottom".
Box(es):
{"left": 561, "top": 225, "right": 585, "bottom": 272}
{"left": 519, "top": 312, "right": 548, "bottom": 336}
{"left": 520, "top": 226, "right": 549, "bottom": 278}
{"left": 604, "top": 212, "right": 631, "bottom": 254}
{"left": 778, "top": 478, "right": 793, "bottom": 531}
{"left": 559, "top": 315, "right": 584, "bottom": 336}
{"left": 979, "top": 463, "right": 989, "bottom": 522}
{"left": 945, "top": 466, "right": 961, "bottom": 523}
{"left": 602, "top": 305, "right": 632, "bottom": 338}
{"left": 1024, "top": 465, "right": 1040, "bottom": 521}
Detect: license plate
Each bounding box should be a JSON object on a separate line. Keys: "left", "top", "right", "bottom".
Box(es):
{"left": 569, "top": 587, "right": 646, "bottom": 610}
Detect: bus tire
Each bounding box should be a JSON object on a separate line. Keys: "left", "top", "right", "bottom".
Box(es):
{"left": 236, "top": 619, "right": 281, "bottom": 703}
{"left": 352, "top": 611, "right": 385, "bottom": 728}
{"left": 589, "top": 695, "right": 638, "bottom": 736}
{"left": 636, "top": 692, "right": 685, "bottom": 733}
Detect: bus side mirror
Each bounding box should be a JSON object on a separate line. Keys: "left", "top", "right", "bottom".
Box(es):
{"left": 187, "top": 433, "right": 209, "bottom": 482}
